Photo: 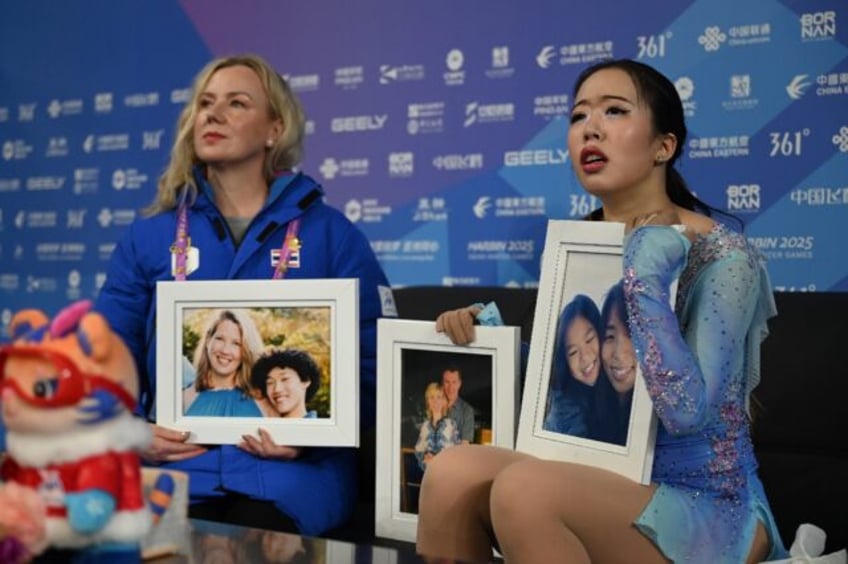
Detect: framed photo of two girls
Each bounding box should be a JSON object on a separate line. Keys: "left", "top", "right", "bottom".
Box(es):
{"left": 516, "top": 220, "right": 662, "bottom": 485}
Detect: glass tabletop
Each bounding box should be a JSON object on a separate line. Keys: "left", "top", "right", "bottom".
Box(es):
{"left": 146, "top": 518, "right": 425, "bottom": 563}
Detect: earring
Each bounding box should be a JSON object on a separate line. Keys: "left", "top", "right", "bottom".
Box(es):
{"left": 655, "top": 155, "right": 666, "bottom": 164}
{"left": 266, "top": 139, "right": 274, "bottom": 148}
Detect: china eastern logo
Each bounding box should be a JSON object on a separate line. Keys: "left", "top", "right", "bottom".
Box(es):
{"left": 536, "top": 45, "right": 556, "bottom": 68}
{"left": 786, "top": 75, "right": 811, "bottom": 100}
{"left": 473, "top": 197, "right": 492, "bottom": 218}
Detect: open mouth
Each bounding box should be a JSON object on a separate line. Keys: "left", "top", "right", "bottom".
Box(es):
{"left": 582, "top": 359, "right": 598, "bottom": 378}
{"left": 580, "top": 147, "right": 607, "bottom": 172}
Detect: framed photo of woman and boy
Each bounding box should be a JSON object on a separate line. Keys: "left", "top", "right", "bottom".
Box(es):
{"left": 155, "top": 279, "right": 359, "bottom": 446}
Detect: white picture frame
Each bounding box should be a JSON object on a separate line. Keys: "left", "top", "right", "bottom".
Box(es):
{"left": 155, "top": 279, "right": 359, "bottom": 446}
{"left": 375, "top": 319, "right": 520, "bottom": 543}
{"left": 516, "top": 220, "right": 663, "bottom": 484}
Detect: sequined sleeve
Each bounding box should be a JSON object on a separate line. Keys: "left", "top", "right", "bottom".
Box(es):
{"left": 622, "top": 225, "right": 760, "bottom": 435}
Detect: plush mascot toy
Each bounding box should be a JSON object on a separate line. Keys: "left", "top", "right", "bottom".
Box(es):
{"left": 0, "top": 300, "right": 153, "bottom": 563}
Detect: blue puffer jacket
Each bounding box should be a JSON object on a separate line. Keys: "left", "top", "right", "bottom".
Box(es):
{"left": 95, "top": 169, "right": 393, "bottom": 535}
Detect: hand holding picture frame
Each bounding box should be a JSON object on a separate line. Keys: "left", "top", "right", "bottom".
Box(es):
{"left": 155, "top": 279, "right": 359, "bottom": 446}
{"left": 375, "top": 319, "right": 520, "bottom": 543}
{"left": 516, "top": 220, "right": 674, "bottom": 485}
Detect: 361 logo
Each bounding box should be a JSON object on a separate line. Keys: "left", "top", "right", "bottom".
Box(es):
{"left": 636, "top": 33, "right": 671, "bottom": 59}
{"left": 769, "top": 130, "right": 809, "bottom": 157}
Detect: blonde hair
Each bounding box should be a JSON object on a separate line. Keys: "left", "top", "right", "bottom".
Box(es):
{"left": 145, "top": 53, "right": 306, "bottom": 215}
{"left": 424, "top": 382, "right": 448, "bottom": 420}
{"left": 193, "top": 309, "right": 264, "bottom": 393}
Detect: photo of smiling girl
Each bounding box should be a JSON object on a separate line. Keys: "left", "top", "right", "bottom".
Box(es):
{"left": 542, "top": 294, "right": 603, "bottom": 439}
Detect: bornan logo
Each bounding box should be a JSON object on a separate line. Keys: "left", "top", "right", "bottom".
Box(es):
{"left": 801, "top": 11, "right": 836, "bottom": 41}
{"left": 388, "top": 152, "right": 413, "bottom": 177}
{"left": 727, "top": 184, "right": 760, "bottom": 211}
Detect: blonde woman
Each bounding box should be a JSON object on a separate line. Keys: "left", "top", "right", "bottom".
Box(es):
{"left": 95, "top": 53, "right": 392, "bottom": 535}
{"left": 414, "top": 382, "right": 461, "bottom": 471}
{"left": 182, "top": 308, "right": 266, "bottom": 416}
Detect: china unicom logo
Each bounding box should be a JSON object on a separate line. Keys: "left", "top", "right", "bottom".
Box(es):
{"left": 698, "top": 27, "right": 726, "bottom": 51}
{"left": 833, "top": 126, "right": 848, "bottom": 152}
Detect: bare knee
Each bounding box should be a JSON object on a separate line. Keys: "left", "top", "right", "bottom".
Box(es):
{"left": 490, "top": 460, "right": 540, "bottom": 516}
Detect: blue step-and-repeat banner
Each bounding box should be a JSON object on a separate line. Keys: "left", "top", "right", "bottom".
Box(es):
{"left": 1, "top": 0, "right": 846, "bottom": 321}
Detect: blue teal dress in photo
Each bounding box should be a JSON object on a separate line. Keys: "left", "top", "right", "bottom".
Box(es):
{"left": 624, "top": 224, "right": 788, "bottom": 562}
{"left": 185, "top": 389, "right": 262, "bottom": 417}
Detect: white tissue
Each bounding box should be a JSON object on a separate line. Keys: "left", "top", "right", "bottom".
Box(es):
{"left": 764, "top": 524, "right": 846, "bottom": 564}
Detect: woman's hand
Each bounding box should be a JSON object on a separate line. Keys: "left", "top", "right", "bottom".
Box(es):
{"left": 435, "top": 305, "right": 482, "bottom": 345}
{"left": 141, "top": 423, "right": 207, "bottom": 463}
{"left": 238, "top": 428, "right": 302, "bottom": 460}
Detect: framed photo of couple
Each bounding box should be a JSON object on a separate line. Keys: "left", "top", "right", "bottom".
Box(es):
{"left": 155, "top": 279, "right": 359, "bottom": 447}
{"left": 516, "top": 220, "right": 667, "bottom": 485}
{"left": 375, "top": 319, "right": 521, "bottom": 542}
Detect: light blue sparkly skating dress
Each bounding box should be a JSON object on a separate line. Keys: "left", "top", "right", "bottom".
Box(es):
{"left": 623, "top": 224, "right": 788, "bottom": 563}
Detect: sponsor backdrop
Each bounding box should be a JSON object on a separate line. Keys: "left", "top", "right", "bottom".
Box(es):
{"left": 1, "top": 0, "right": 846, "bottom": 323}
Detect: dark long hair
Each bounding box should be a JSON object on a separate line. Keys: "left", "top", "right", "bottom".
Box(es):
{"left": 593, "top": 281, "right": 632, "bottom": 446}
{"left": 548, "top": 295, "right": 602, "bottom": 399}
{"left": 576, "top": 59, "right": 740, "bottom": 228}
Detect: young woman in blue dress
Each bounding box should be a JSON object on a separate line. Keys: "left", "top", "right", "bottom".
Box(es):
{"left": 417, "top": 59, "right": 787, "bottom": 563}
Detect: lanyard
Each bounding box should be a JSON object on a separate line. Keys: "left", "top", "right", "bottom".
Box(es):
{"left": 272, "top": 218, "right": 300, "bottom": 279}
{"left": 170, "top": 201, "right": 300, "bottom": 281}
{"left": 170, "top": 192, "right": 191, "bottom": 281}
